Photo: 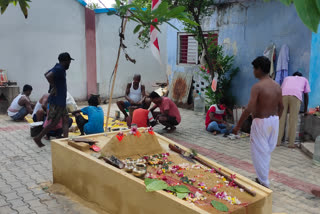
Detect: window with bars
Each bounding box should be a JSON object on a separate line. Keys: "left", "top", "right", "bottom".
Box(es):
{"left": 177, "top": 32, "right": 218, "bottom": 65}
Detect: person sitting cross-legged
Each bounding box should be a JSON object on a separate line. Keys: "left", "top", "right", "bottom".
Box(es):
{"left": 205, "top": 98, "right": 233, "bottom": 136}
{"left": 72, "top": 95, "right": 104, "bottom": 135}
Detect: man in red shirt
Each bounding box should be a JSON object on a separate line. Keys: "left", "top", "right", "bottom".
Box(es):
{"left": 205, "top": 99, "right": 232, "bottom": 135}
{"left": 149, "top": 92, "right": 181, "bottom": 133}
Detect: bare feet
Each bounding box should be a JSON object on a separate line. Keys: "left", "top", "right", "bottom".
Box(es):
{"left": 288, "top": 145, "right": 296, "bottom": 149}
{"left": 311, "top": 189, "right": 320, "bottom": 197}
{"left": 33, "top": 137, "right": 45, "bottom": 148}
{"left": 276, "top": 144, "right": 281, "bottom": 147}
{"left": 212, "top": 131, "right": 217, "bottom": 135}
{"left": 167, "top": 126, "right": 176, "bottom": 133}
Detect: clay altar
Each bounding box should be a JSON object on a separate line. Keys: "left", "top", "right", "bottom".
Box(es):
{"left": 51, "top": 129, "right": 273, "bottom": 214}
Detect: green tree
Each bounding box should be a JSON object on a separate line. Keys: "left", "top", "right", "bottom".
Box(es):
{"left": 0, "top": 0, "right": 31, "bottom": 18}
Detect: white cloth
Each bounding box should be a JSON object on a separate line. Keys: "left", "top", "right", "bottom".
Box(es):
{"left": 32, "top": 101, "right": 42, "bottom": 117}
{"left": 250, "top": 115, "right": 279, "bottom": 187}
{"left": 209, "top": 104, "right": 225, "bottom": 115}
{"left": 7, "top": 94, "right": 25, "bottom": 117}
{"left": 128, "top": 82, "right": 142, "bottom": 103}
{"left": 263, "top": 44, "right": 276, "bottom": 79}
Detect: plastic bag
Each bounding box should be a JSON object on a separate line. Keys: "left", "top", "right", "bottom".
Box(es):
{"left": 66, "top": 92, "right": 78, "bottom": 113}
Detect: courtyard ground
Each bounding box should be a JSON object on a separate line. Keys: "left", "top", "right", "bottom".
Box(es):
{"left": 0, "top": 104, "right": 319, "bottom": 214}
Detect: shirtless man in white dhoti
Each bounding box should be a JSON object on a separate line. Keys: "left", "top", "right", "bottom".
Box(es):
{"left": 233, "top": 56, "right": 284, "bottom": 188}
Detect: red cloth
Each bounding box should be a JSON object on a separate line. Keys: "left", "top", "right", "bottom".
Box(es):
{"left": 205, "top": 105, "right": 226, "bottom": 128}
{"left": 157, "top": 97, "right": 181, "bottom": 124}
{"left": 132, "top": 109, "right": 149, "bottom": 128}
{"left": 43, "top": 118, "right": 63, "bottom": 130}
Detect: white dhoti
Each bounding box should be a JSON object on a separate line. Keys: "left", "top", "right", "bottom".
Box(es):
{"left": 250, "top": 116, "right": 279, "bottom": 187}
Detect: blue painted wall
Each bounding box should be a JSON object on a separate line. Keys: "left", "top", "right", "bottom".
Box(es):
{"left": 309, "top": 25, "right": 320, "bottom": 108}
{"left": 167, "top": 0, "right": 312, "bottom": 106}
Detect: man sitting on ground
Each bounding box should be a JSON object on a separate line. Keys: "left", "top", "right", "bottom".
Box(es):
{"left": 149, "top": 91, "right": 181, "bottom": 133}
{"left": 205, "top": 98, "right": 232, "bottom": 136}
{"left": 8, "top": 84, "right": 33, "bottom": 121}
{"left": 131, "top": 108, "right": 157, "bottom": 128}
{"left": 32, "top": 93, "right": 49, "bottom": 122}
{"left": 116, "top": 74, "right": 150, "bottom": 120}
{"left": 72, "top": 95, "right": 104, "bottom": 135}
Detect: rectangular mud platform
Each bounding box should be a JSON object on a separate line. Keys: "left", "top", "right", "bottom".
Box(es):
{"left": 51, "top": 131, "right": 272, "bottom": 214}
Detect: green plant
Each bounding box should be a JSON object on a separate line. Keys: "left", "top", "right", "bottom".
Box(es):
{"left": 0, "top": 0, "right": 31, "bottom": 18}
{"left": 107, "top": 0, "right": 198, "bottom": 48}
{"left": 198, "top": 35, "right": 239, "bottom": 109}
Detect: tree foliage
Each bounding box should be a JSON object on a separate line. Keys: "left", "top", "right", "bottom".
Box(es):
{"left": 108, "top": 0, "right": 198, "bottom": 48}
{"left": 265, "top": 0, "right": 320, "bottom": 33}
{"left": 0, "top": 0, "right": 31, "bottom": 18}
{"left": 199, "top": 35, "right": 239, "bottom": 108}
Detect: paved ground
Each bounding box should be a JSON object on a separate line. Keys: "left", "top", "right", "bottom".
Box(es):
{"left": 0, "top": 104, "right": 320, "bottom": 214}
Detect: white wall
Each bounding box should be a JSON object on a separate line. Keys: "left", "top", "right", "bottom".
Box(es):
{"left": 95, "top": 14, "right": 168, "bottom": 98}
{"left": 0, "top": 0, "right": 87, "bottom": 101}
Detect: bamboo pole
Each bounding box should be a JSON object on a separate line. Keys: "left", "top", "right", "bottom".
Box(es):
{"left": 105, "top": 17, "right": 129, "bottom": 132}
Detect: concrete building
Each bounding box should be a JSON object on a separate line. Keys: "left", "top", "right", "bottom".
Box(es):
{"left": 0, "top": 0, "right": 167, "bottom": 101}
{"left": 166, "top": 0, "right": 312, "bottom": 106}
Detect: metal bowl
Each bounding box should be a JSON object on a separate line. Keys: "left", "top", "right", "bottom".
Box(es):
{"left": 132, "top": 163, "right": 147, "bottom": 177}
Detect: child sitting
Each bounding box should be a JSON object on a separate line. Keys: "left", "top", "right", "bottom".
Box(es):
{"left": 72, "top": 95, "right": 104, "bottom": 135}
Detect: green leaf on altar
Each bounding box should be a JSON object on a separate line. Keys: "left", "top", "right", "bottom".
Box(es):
{"left": 211, "top": 200, "right": 229, "bottom": 212}
{"left": 145, "top": 179, "right": 168, "bottom": 192}
{"left": 176, "top": 192, "right": 188, "bottom": 199}
{"left": 174, "top": 185, "right": 190, "bottom": 193}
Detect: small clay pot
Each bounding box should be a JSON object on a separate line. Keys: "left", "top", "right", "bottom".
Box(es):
{"left": 132, "top": 163, "right": 147, "bottom": 177}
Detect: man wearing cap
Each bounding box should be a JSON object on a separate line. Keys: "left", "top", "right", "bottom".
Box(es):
{"left": 33, "top": 52, "right": 74, "bottom": 147}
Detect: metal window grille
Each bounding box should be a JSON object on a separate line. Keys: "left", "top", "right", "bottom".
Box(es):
{"left": 177, "top": 33, "right": 198, "bottom": 65}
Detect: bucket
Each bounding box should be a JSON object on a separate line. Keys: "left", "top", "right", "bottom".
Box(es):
{"left": 30, "top": 121, "right": 43, "bottom": 137}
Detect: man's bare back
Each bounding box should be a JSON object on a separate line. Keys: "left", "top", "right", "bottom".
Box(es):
{"left": 252, "top": 78, "right": 282, "bottom": 119}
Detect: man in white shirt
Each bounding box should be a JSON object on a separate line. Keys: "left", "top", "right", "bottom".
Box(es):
{"left": 7, "top": 84, "right": 33, "bottom": 121}
{"left": 116, "top": 74, "right": 150, "bottom": 119}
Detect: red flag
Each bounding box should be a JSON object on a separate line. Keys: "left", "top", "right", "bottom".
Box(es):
{"left": 151, "top": 0, "right": 162, "bottom": 64}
